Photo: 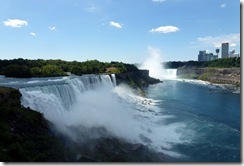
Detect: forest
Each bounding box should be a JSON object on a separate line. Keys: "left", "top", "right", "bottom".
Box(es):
{"left": 0, "top": 57, "right": 240, "bottom": 78}
{"left": 0, "top": 59, "right": 138, "bottom": 78}
{"left": 163, "top": 57, "right": 240, "bottom": 69}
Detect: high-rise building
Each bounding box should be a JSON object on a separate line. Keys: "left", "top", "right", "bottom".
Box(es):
{"left": 221, "top": 43, "right": 229, "bottom": 58}
{"left": 198, "top": 50, "right": 217, "bottom": 61}
{"left": 198, "top": 50, "right": 206, "bottom": 61}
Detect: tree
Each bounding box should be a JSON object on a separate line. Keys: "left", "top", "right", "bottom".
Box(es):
{"left": 4, "top": 65, "right": 31, "bottom": 78}
{"left": 30, "top": 67, "right": 42, "bottom": 76}
{"left": 41, "top": 65, "right": 65, "bottom": 77}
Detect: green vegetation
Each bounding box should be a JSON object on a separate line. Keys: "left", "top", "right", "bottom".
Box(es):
{"left": 163, "top": 61, "right": 204, "bottom": 69}
{"left": 164, "top": 57, "right": 240, "bottom": 69}
{"left": 203, "top": 57, "right": 240, "bottom": 68}
{"left": 0, "top": 58, "right": 138, "bottom": 78}
{"left": 3, "top": 65, "right": 31, "bottom": 78}
{"left": 197, "top": 73, "right": 211, "bottom": 81}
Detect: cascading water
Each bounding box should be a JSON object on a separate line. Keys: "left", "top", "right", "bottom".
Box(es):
{"left": 111, "top": 74, "right": 117, "bottom": 86}
{"left": 0, "top": 74, "right": 190, "bottom": 158}
{"left": 162, "top": 69, "right": 177, "bottom": 79}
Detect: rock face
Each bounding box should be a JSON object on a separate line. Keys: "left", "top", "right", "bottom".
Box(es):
{"left": 0, "top": 87, "right": 21, "bottom": 107}
{"left": 115, "top": 70, "right": 161, "bottom": 87}
{"left": 0, "top": 87, "right": 67, "bottom": 162}
{"left": 177, "top": 67, "right": 240, "bottom": 85}
{"left": 115, "top": 70, "right": 161, "bottom": 96}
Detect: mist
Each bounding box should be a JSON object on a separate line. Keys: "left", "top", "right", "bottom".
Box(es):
{"left": 20, "top": 75, "right": 189, "bottom": 158}
{"left": 139, "top": 46, "right": 165, "bottom": 80}
{"left": 139, "top": 46, "right": 179, "bottom": 80}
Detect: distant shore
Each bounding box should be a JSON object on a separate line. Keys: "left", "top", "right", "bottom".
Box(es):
{"left": 176, "top": 67, "right": 240, "bottom": 87}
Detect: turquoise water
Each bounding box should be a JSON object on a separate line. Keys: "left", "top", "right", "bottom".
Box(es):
{"left": 145, "top": 80, "right": 240, "bottom": 162}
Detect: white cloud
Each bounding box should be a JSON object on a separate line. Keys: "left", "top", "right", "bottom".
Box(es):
{"left": 220, "top": 3, "right": 226, "bottom": 8}
{"left": 85, "top": 5, "right": 98, "bottom": 13}
{"left": 30, "top": 32, "right": 36, "bottom": 36}
{"left": 230, "top": 43, "right": 236, "bottom": 47}
{"left": 3, "top": 19, "right": 28, "bottom": 28}
{"left": 152, "top": 0, "right": 165, "bottom": 2}
{"left": 149, "top": 26, "right": 180, "bottom": 33}
{"left": 49, "top": 26, "right": 56, "bottom": 30}
{"left": 110, "top": 21, "right": 122, "bottom": 28}
{"left": 197, "top": 33, "right": 240, "bottom": 48}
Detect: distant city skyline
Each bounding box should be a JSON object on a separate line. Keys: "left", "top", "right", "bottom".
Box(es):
{"left": 198, "top": 41, "right": 240, "bottom": 62}
{"left": 0, "top": 0, "right": 241, "bottom": 63}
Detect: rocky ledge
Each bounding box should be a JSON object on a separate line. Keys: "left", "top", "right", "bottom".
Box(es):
{"left": 115, "top": 70, "right": 161, "bottom": 95}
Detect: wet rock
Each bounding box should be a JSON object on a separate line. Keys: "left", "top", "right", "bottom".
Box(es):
{"left": 139, "top": 134, "right": 152, "bottom": 143}
{"left": 131, "top": 143, "right": 143, "bottom": 151}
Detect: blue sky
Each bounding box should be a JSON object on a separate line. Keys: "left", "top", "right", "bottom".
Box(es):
{"left": 0, "top": 0, "right": 240, "bottom": 63}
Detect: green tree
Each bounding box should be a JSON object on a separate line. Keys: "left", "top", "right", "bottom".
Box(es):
{"left": 30, "top": 67, "right": 42, "bottom": 76}
{"left": 4, "top": 65, "right": 31, "bottom": 78}
{"left": 41, "top": 65, "right": 65, "bottom": 77}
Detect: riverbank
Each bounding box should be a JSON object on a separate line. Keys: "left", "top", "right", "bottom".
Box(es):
{"left": 177, "top": 67, "right": 240, "bottom": 86}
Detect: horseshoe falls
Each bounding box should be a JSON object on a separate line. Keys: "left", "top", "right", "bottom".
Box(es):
{"left": 0, "top": 74, "right": 240, "bottom": 162}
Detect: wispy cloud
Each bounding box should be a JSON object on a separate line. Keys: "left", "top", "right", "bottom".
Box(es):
{"left": 220, "top": 3, "right": 226, "bottom": 8}
{"left": 149, "top": 26, "right": 180, "bottom": 33}
{"left": 3, "top": 19, "right": 28, "bottom": 28}
{"left": 152, "top": 0, "right": 165, "bottom": 2}
{"left": 110, "top": 21, "right": 122, "bottom": 28}
{"left": 30, "top": 32, "right": 36, "bottom": 36}
{"left": 197, "top": 33, "right": 240, "bottom": 48}
{"left": 49, "top": 26, "right": 56, "bottom": 30}
{"left": 84, "top": 4, "right": 99, "bottom": 13}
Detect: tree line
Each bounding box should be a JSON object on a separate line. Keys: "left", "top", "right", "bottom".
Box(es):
{"left": 0, "top": 59, "right": 138, "bottom": 78}
{"left": 163, "top": 57, "right": 240, "bottom": 69}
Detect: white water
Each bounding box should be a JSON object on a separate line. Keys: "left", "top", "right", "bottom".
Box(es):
{"left": 139, "top": 46, "right": 177, "bottom": 80}
{"left": 15, "top": 75, "right": 190, "bottom": 158}
{"left": 162, "top": 69, "right": 177, "bottom": 79}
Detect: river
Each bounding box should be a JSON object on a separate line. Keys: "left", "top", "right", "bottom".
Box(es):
{"left": 0, "top": 74, "right": 240, "bottom": 162}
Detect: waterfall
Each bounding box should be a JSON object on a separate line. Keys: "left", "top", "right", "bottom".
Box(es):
{"left": 18, "top": 74, "right": 120, "bottom": 140}
{"left": 20, "top": 75, "right": 115, "bottom": 111}
{"left": 111, "top": 74, "right": 117, "bottom": 86}
{"left": 161, "top": 69, "right": 177, "bottom": 79}
{"left": 0, "top": 74, "right": 187, "bottom": 157}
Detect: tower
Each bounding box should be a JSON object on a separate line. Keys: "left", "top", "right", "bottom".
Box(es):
{"left": 215, "top": 48, "right": 220, "bottom": 57}
{"left": 221, "top": 43, "right": 229, "bottom": 58}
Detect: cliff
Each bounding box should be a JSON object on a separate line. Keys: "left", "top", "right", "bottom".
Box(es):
{"left": 0, "top": 87, "right": 68, "bottom": 161}
{"left": 115, "top": 70, "right": 161, "bottom": 95}
{"left": 177, "top": 67, "right": 240, "bottom": 86}
{"left": 0, "top": 87, "right": 21, "bottom": 107}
